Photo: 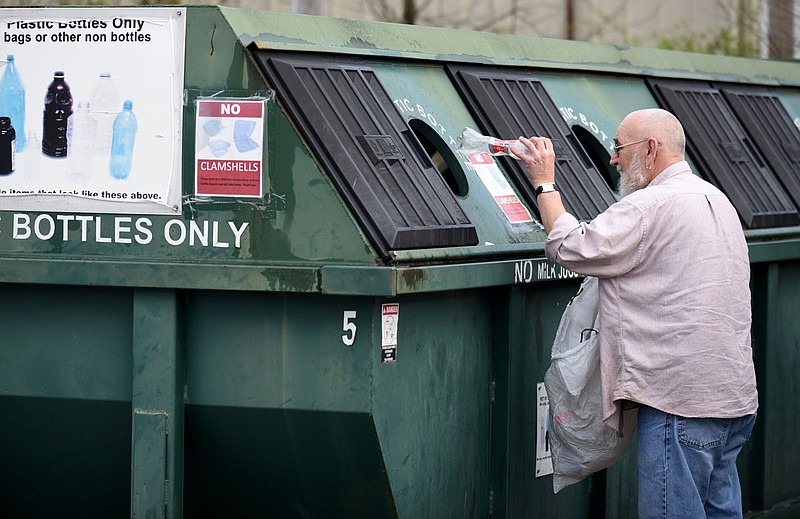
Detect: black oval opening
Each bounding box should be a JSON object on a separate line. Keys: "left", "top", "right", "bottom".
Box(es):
{"left": 408, "top": 118, "right": 469, "bottom": 197}
{"left": 572, "top": 125, "right": 619, "bottom": 192}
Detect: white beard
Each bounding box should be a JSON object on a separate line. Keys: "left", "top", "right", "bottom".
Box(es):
{"left": 617, "top": 152, "right": 648, "bottom": 197}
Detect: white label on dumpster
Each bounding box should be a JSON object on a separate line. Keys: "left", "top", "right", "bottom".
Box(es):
{"left": 195, "top": 99, "right": 265, "bottom": 198}
{"left": 558, "top": 106, "right": 613, "bottom": 152}
{"left": 467, "top": 153, "right": 533, "bottom": 224}
{"left": 381, "top": 303, "right": 399, "bottom": 363}
{"left": 0, "top": 8, "right": 186, "bottom": 214}
{"left": 536, "top": 382, "right": 554, "bottom": 477}
{"left": 4, "top": 212, "right": 249, "bottom": 249}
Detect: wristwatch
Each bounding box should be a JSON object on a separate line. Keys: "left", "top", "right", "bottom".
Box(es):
{"left": 534, "top": 182, "right": 557, "bottom": 198}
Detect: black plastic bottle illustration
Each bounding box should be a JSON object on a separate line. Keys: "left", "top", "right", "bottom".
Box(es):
{"left": 0, "top": 116, "right": 15, "bottom": 174}
{"left": 42, "top": 71, "right": 73, "bottom": 158}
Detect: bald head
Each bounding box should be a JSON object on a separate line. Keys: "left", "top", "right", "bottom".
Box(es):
{"left": 622, "top": 108, "right": 685, "bottom": 158}
{"left": 615, "top": 109, "right": 686, "bottom": 180}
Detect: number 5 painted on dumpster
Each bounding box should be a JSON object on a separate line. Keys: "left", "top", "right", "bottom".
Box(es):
{"left": 342, "top": 310, "right": 357, "bottom": 346}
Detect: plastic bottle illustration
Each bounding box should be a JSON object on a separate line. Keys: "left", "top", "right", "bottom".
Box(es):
{"left": 458, "top": 127, "right": 529, "bottom": 159}
{"left": 90, "top": 72, "right": 119, "bottom": 157}
{"left": 42, "top": 71, "right": 73, "bottom": 158}
{"left": 0, "top": 54, "right": 26, "bottom": 152}
{"left": 109, "top": 100, "right": 137, "bottom": 180}
{"left": 0, "top": 116, "right": 16, "bottom": 175}
{"left": 68, "top": 101, "right": 97, "bottom": 182}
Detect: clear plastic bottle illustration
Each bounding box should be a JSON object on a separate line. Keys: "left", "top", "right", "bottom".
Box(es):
{"left": 0, "top": 116, "right": 16, "bottom": 175}
{"left": 42, "top": 71, "right": 73, "bottom": 158}
{"left": 109, "top": 100, "right": 137, "bottom": 180}
{"left": 0, "top": 54, "right": 27, "bottom": 151}
{"left": 90, "top": 72, "right": 119, "bottom": 157}
{"left": 458, "top": 127, "right": 529, "bottom": 159}
{"left": 68, "top": 101, "right": 97, "bottom": 182}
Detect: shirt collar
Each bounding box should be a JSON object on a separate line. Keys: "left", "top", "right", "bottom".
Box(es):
{"left": 648, "top": 160, "right": 691, "bottom": 187}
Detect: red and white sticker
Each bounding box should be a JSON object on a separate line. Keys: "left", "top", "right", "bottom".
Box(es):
{"left": 381, "top": 303, "right": 399, "bottom": 363}
{"left": 468, "top": 153, "right": 533, "bottom": 224}
{"left": 195, "top": 99, "right": 265, "bottom": 198}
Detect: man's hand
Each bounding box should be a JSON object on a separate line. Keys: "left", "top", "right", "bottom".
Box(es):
{"left": 517, "top": 136, "right": 556, "bottom": 186}
{"left": 515, "top": 135, "right": 565, "bottom": 234}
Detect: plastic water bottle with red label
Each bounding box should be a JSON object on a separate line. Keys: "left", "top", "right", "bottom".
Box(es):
{"left": 458, "top": 127, "right": 529, "bottom": 159}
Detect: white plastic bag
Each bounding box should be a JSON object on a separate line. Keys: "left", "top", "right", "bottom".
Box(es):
{"left": 544, "top": 276, "right": 636, "bottom": 493}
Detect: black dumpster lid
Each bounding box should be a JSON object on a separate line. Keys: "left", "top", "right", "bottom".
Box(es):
{"left": 647, "top": 78, "right": 800, "bottom": 229}
{"left": 253, "top": 50, "right": 478, "bottom": 259}
{"left": 446, "top": 64, "right": 617, "bottom": 221}
{"left": 717, "top": 83, "right": 800, "bottom": 212}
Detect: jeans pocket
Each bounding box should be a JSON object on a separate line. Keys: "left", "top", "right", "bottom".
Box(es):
{"left": 677, "top": 417, "right": 731, "bottom": 450}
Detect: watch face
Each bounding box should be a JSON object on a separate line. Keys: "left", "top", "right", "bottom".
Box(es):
{"left": 536, "top": 183, "right": 557, "bottom": 196}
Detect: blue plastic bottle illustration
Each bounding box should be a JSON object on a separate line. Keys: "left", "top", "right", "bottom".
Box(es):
{"left": 0, "top": 54, "right": 26, "bottom": 151}
{"left": 0, "top": 116, "right": 16, "bottom": 175}
{"left": 42, "top": 71, "right": 73, "bottom": 158}
{"left": 109, "top": 100, "right": 137, "bottom": 180}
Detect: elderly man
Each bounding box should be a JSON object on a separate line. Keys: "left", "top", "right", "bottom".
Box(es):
{"left": 519, "top": 108, "right": 758, "bottom": 518}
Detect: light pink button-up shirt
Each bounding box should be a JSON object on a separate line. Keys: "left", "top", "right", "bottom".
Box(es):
{"left": 546, "top": 161, "right": 758, "bottom": 429}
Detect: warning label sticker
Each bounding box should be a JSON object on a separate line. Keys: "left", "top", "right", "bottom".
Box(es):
{"left": 468, "top": 153, "right": 533, "bottom": 224}
{"left": 535, "top": 382, "right": 554, "bottom": 477}
{"left": 381, "top": 303, "right": 399, "bottom": 363}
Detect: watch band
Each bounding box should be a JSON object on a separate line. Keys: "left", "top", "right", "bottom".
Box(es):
{"left": 534, "top": 182, "right": 557, "bottom": 197}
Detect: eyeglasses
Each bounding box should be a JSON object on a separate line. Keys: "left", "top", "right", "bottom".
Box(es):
{"left": 612, "top": 138, "right": 649, "bottom": 155}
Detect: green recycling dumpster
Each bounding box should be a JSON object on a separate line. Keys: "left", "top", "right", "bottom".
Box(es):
{"left": 0, "top": 5, "right": 799, "bottom": 519}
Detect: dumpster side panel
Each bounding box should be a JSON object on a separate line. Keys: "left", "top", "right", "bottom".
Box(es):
{"left": 183, "top": 291, "right": 396, "bottom": 517}
{"left": 753, "top": 262, "right": 800, "bottom": 508}
{"left": 372, "top": 290, "right": 492, "bottom": 518}
{"left": 131, "top": 289, "right": 185, "bottom": 518}
{"left": 0, "top": 284, "right": 132, "bottom": 517}
{"left": 184, "top": 291, "right": 373, "bottom": 412}
{"left": 513, "top": 281, "right": 594, "bottom": 517}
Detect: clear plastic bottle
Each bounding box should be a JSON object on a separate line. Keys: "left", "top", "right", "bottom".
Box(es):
{"left": 68, "top": 101, "right": 97, "bottom": 182}
{"left": 109, "top": 100, "right": 137, "bottom": 180}
{"left": 0, "top": 54, "right": 26, "bottom": 152}
{"left": 90, "top": 72, "right": 119, "bottom": 158}
{"left": 0, "top": 116, "right": 16, "bottom": 175}
{"left": 42, "top": 71, "right": 73, "bottom": 158}
{"left": 458, "top": 127, "right": 529, "bottom": 159}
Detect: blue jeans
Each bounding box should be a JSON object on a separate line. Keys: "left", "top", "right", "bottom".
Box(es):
{"left": 637, "top": 405, "right": 756, "bottom": 519}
